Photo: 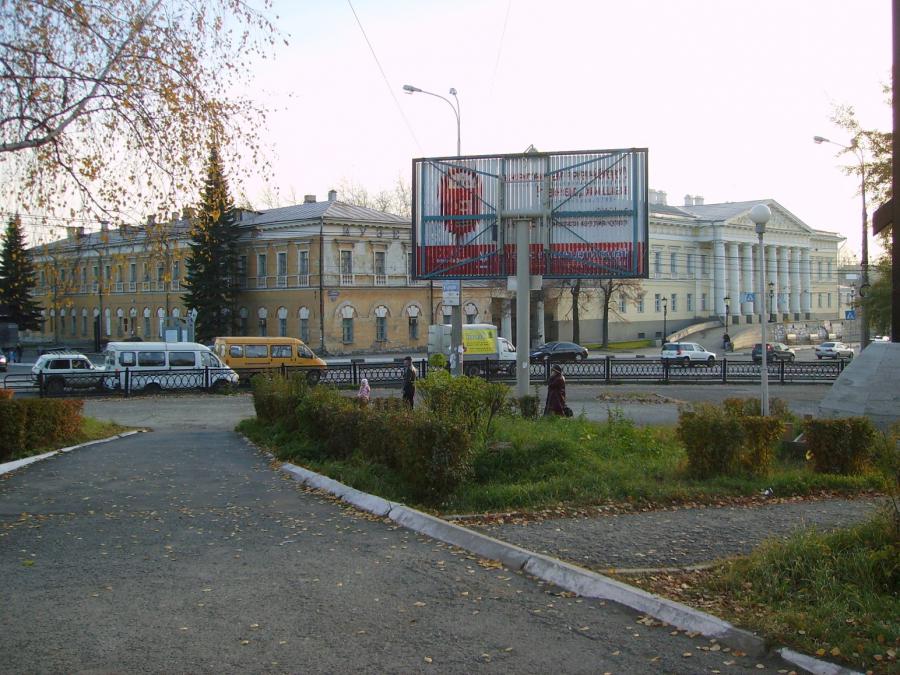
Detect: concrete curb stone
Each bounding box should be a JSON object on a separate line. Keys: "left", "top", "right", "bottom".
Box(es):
{"left": 277, "top": 459, "right": 863, "bottom": 674}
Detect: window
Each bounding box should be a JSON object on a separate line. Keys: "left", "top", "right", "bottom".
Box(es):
{"left": 671, "top": 294, "right": 678, "bottom": 312}
{"left": 82, "top": 313, "right": 88, "bottom": 336}
{"left": 246, "top": 345, "right": 268, "bottom": 358}
{"left": 342, "top": 317, "right": 353, "bottom": 343}
{"left": 654, "top": 293, "right": 661, "bottom": 312}
{"left": 827, "top": 293, "right": 832, "bottom": 308}
{"left": 826, "top": 261, "right": 833, "bottom": 279}
{"left": 374, "top": 251, "right": 386, "bottom": 285}
{"left": 172, "top": 260, "right": 180, "bottom": 281}
{"left": 279, "top": 317, "right": 287, "bottom": 337}
{"left": 257, "top": 253, "right": 267, "bottom": 277}
{"left": 297, "top": 344, "right": 314, "bottom": 359}
{"left": 654, "top": 252, "right": 661, "bottom": 274}
{"left": 818, "top": 293, "right": 823, "bottom": 308}
{"left": 119, "top": 351, "right": 136, "bottom": 367}
{"left": 277, "top": 251, "right": 287, "bottom": 276}
{"left": 376, "top": 316, "right": 387, "bottom": 341}
{"left": 298, "top": 250, "right": 309, "bottom": 280}
{"left": 701, "top": 293, "right": 707, "bottom": 311}
{"left": 143, "top": 316, "right": 151, "bottom": 336}
{"left": 409, "top": 316, "right": 419, "bottom": 340}
{"left": 229, "top": 345, "right": 243, "bottom": 358}
{"left": 637, "top": 295, "right": 645, "bottom": 313}
{"left": 258, "top": 318, "right": 267, "bottom": 336}
{"left": 817, "top": 261, "right": 823, "bottom": 279}
{"left": 340, "top": 250, "right": 353, "bottom": 283}
{"left": 701, "top": 254, "right": 708, "bottom": 276}
{"left": 169, "top": 352, "right": 196, "bottom": 367}
{"left": 300, "top": 318, "right": 309, "bottom": 343}
{"left": 686, "top": 254, "right": 694, "bottom": 276}
{"left": 71, "top": 314, "right": 77, "bottom": 335}
{"left": 687, "top": 293, "right": 694, "bottom": 311}
{"left": 239, "top": 316, "right": 248, "bottom": 336}
{"left": 670, "top": 252, "right": 678, "bottom": 275}
{"left": 619, "top": 294, "right": 626, "bottom": 313}
{"left": 157, "top": 265, "right": 164, "bottom": 283}
{"left": 138, "top": 351, "right": 166, "bottom": 367}
{"left": 238, "top": 255, "right": 247, "bottom": 277}
{"left": 272, "top": 345, "right": 291, "bottom": 358}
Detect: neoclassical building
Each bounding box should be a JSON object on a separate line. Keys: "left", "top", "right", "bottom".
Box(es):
{"left": 26, "top": 189, "right": 845, "bottom": 353}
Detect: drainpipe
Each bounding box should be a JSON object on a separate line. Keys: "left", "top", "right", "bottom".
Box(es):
{"left": 319, "top": 217, "right": 326, "bottom": 355}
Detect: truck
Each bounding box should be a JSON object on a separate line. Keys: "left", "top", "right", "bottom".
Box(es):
{"left": 427, "top": 323, "right": 517, "bottom": 377}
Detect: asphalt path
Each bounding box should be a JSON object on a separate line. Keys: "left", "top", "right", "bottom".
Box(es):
{"left": 0, "top": 395, "right": 799, "bottom": 673}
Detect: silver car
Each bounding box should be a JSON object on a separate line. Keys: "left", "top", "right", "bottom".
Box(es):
{"left": 660, "top": 342, "right": 717, "bottom": 366}
{"left": 31, "top": 352, "right": 107, "bottom": 393}
{"left": 815, "top": 341, "right": 854, "bottom": 360}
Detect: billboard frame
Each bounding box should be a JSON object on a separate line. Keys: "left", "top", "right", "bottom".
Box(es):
{"left": 412, "top": 147, "right": 649, "bottom": 281}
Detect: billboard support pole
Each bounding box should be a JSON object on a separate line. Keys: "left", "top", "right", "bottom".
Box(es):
{"left": 515, "top": 218, "right": 532, "bottom": 398}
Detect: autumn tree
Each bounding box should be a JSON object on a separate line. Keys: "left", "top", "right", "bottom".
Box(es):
{"left": 0, "top": 214, "right": 43, "bottom": 330}
{"left": 182, "top": 144, "right": 240, "bottom": 343}
{"left": 0, "top": 0, "right": 278, "bottom": 220}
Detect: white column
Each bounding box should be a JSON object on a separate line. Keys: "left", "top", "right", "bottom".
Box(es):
{"left": 778, "top": 245, "right": 790, "bottom": 314}
{"left": 727, "top": 242, "right": 740, "bottom": 324}
{"left": 741, "top": 243, "right": 754, "bottom": 317}
{"left": 790, "top": 247, "right": 802, "bottom": 316}
{"left": 767, "top": 245, "right": 778, "bottom": 316}
{"left": 714, "top": 238, "right": 726, "bottom": 318}
{"left": 800, "top": 248, "right": 812, "bottom": 315}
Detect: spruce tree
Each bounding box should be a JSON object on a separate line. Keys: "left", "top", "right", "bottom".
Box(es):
{"left": 182, "top": 144, "right": 240, "bottom": 343}
{"left": 0, "top": 214, "right": 43, "bottom": 330}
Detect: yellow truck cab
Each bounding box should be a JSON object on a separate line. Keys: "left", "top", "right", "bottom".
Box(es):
{"left": 213, "top": 336, "right": 326, "bottom": 383}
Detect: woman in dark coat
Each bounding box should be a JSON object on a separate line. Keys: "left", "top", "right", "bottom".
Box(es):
{"left": 544, "top": 364, "right": 567, "bottom": 416}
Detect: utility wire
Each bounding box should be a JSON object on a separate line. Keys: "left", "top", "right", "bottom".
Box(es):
{"left": 346, "top": 0, "right": 421, "bottom": 153}
{"left": 489, "top": 0, "right": 512, "bottom": 98}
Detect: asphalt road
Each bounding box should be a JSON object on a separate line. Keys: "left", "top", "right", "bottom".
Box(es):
{"left": 0, "top": 395, "right": 798, "bottom": 673}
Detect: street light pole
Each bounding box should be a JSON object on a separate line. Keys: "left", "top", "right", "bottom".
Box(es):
{"left": 661, "top": 296, "right": 668, "bottom": 344}
{"left": 813, "top": 135, "right": 870, "bottom": 350}
{"left": 404, "top": 83, "right": 465, "bottom": 375}
{"left": 750, "top": 204, "right": 772, "bottom": 416}
{"left": 768, "top": 282, "right": 775, "bottom": 323}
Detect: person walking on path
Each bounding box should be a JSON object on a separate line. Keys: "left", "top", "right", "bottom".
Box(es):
{"left": 402, "top": 356, "right": 417, "bottom": 408}
{"left": 544, "top": 364, "right": 567, "bottom": 416}
{"left": 357, "top": 377, "right": 370, "bottom": 406}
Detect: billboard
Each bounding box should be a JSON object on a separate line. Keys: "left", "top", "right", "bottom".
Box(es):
{"left": 412, "top": 148, "right": 648, "bottom": 280}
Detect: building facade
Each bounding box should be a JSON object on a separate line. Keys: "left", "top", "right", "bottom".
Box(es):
{"left": 26, "top": 190, "right": 845, "bottom": 353}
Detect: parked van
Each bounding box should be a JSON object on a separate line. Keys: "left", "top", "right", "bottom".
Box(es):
{"left": 213, "top": 336, "right": 327, "bottom": 383}
{"left": 427, "top": 323, "right": 517, "bottom": 376}
{"left": 102, "top": 341, "right": 239, "bottom": 393}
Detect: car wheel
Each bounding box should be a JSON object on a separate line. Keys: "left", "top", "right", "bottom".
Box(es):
{"left": 465, "top": 364, "right": 481, "bottom": 377}
{"left": 506, "top": 362, "right": 516, "bottom": 375}
{"left": 211, "top": 379, "right": 232, "bottom": 393}
{"left": 143, "top": 382, "right": 162, "bottom": 394}
{"left": 306, "top": 369, "right": 322, "bottom": 385}
{"left": 682, "top": 356, "right": 691, "bottom": 367}
{"left": 574, "top": 354, "right": 584, "bottom": 362}
{"left": 46, "top": 378, "right": 65, "bottom": 395}
{"left": 846, "top": 353, "right": 853, "bottom": 360}
{"left": 817, "top": 355, "right": 822, "bottom": 360}
{"left": 788, "top": 354, "right": 795, "bottom": 363}
{"left": 706, "top": 356, "right": 715, "bottom": 366}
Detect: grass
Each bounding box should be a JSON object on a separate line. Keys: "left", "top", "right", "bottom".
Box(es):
{"left": 238, "top": 408, "right": 889, "bottom": 515}
{"left": 634, "top": 512, "right": 898, "bottom": 674}
{"left": 3, "top": 417, "right": 131, "bottom": 462}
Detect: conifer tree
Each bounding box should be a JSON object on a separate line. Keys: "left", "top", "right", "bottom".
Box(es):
{"left": 0, "top": 214, "right": 43, "bottom": 330}
{"left": 182, "top": 144, "right": 240, "bottom": 343}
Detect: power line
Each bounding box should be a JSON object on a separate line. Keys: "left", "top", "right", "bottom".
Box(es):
{"left": 346, "top": 0, "right": 421, "bottom": 153}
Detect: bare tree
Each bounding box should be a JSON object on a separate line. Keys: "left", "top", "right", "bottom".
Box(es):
{"left": 548, "top": 276, "right": 643, "bottom": 346}
{"left": 338, "top": 176, "right": 412, "bottom": 218}
{"left": 0, "top": 0, "right": 279, "bottom": 219}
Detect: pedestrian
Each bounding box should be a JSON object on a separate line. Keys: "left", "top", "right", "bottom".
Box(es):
{"left": 402, "top": 356, "right": 417, "bottom": 408}
{"left": 544, "top": 364, "right": 568, "bottom": 416}
{"left": 357, "top": 377, "right": 370, "bottom": 406}
{"left": 722, "top": 333, "right": 732, "bottom": 352}
{"left": 15, "top": 343, "right": 22, "bottom": 363}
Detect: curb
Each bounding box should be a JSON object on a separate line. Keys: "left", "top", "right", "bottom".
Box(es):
{"left": 278, "top": 460, "right": 863, "bottom": 673}
{"left": 0, "top": 430, "right": 146, "bottom": 477}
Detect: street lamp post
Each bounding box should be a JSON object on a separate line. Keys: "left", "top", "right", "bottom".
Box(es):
{"left": 768, "top": 282, "right": 775, "bottom": 323}
{"left": 661, "top": 296, "right": 668, "bottom": 344}
{"left": 404, "top": 83, "right": 465, "bottom": 375}
{"left": 750, "top": 204, "right": 772, "bottom": 416}
{"left": 814, "top": 135, "right": 870, "bottom": 350}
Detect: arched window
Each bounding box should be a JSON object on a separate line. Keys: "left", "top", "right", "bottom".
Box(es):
{"left": 464, "top": 302, "right": 478, "bottom": 324}
{"left": 142, "top": 307, "right": 151, "bottom": 338}
{"left": 277, "top": 307, "right": 288, "bottom": 337}
{"left": 298, "top": 307, "right": 310, "bottom": 343}
{"left": 406, "top": 304, "right": 421, "bottom": 341}
{"left": 374, "top": 305, "right": 389, "bottom": 342}
{"left": 340, "top": 305, "right": 355, "bottom": 344}
{"left": 239, "top": 307, "right": 249, "bottom": 336}
{"left": 257, "top": 307, "right": 268, "bottom": 337}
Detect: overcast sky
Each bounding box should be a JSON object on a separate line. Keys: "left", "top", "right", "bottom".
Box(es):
{"left": 241, "top": 0, "right": 891, "bottom": 260}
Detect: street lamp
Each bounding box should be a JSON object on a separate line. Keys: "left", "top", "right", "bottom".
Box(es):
{"left": 750, "top": 204, "right": 772, "bottom": 416}
{"left": 661, "top": 296, "right": 668, "bottom": 344}
{"left": 403, "top": 84, "right": 461, "bottom": 156}
{"left": 404, "top": 83, "right": 464, "bottom": 374}
{"left": 768, "top": 282, "right": 775, "bottom": 323}
{"left": 813, "top": 135, "right": 870, "bottom": 350}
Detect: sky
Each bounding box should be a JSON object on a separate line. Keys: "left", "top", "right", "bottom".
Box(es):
{"left": 239, "top": 0, "right": 893, "bottom": 261}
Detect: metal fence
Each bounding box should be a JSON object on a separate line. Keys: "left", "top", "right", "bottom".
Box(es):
{"left": 1, "top": 357, "right": 848, "bottom": 398}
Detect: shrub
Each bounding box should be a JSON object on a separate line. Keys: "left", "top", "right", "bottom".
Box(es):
{"left": 737, "top": 416, "right": 785, "bottom": 476}
{"left": 394, "top": 410, "right": 473, "bottom": 503}
{"left": 427, "top": 353, "right": 448, "bottom": 369}
{"left": 0, "top": 388, "right": 14, "bottom": 400}
{"left": 723, "top": 396, "right": 791, "bottom": 420}
{"left": 0, "top": 399, "right": 25, "bottom": 459}
{"left": 805, "top": 417, "right": 877, "bottom": 475}
{"left": 416, "top": 370, "right": 508, "bottom": 440}
{"left": 0, "top": 398, "right": 84, "bottom": 461}
{"left": 515, "top": 395, "right": 540, "bottom": 419}
{"left": 677, "top": 403, "right": 743, "bottom": 478}
{"left": 251, "top": 372, "right": 309, "bottom": 427}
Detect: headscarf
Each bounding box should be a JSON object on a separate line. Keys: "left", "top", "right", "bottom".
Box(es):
{"left": 358, "top": 377, "right": 371, "bottom": 400}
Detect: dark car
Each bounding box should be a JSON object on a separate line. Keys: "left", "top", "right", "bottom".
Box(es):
{"left": 752, "top": 342, "right": 796, "bottom": 363}
{"left": 529, "top": 341, "right": 589, "bottom": 362}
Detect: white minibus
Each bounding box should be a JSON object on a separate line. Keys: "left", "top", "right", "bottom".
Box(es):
{"left": 102, "top": 341, "right": 239, "bottom": 393}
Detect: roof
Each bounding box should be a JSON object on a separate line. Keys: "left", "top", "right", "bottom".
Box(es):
{"left": 678, "top": 200, "right": 775, "bottom": 221}
{"left": 247, "top": 200, "right": 408, "bottom": 227}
